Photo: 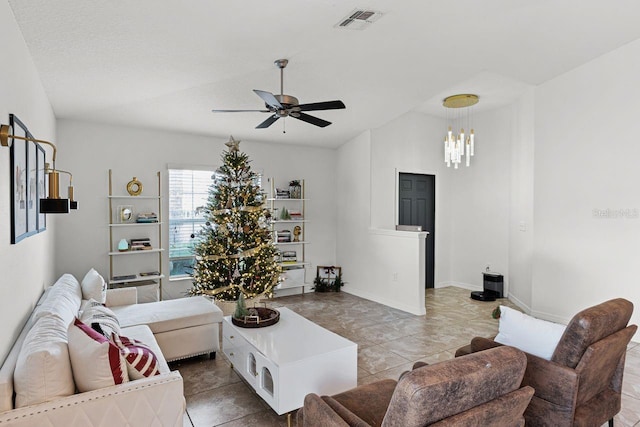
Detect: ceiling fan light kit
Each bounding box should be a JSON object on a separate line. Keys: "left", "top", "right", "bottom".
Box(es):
{"left": 443, "top": 94, "right": 478, "bottom": 169}
{"left": 212, "top": 59, "right": 346, "bottom": 130}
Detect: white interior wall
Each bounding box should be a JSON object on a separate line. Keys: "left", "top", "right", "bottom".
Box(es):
{"left": 369, "top": 111, "right": 453, "bottom": 287}
{"left": 0, "top": 1, "right": 57, "bottom": 363}
{"left": 336, "top": 130, "right": 427, "bottom": 315}
{"left": 366, "top": 108, "right": 515, "bottom": 296}
{"left": 533, "top": 38, "right": 640, "bottom": 329}
{"left": 56, "top": 119, "right": 337, "bottom": 299}
{"left": 336, "top": 131, "right": 373, "bottom": 294}
{"left": 508, "top": 89, "right": 535, "bottom": 310}
{"left": 337, "top": 108, "right": 519, "bottom": 314}
{"left": 447, "top": 107, "right": 512, "bottom": 292}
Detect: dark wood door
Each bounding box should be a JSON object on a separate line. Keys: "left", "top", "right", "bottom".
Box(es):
{"left": 398, "top": 173, "right": 435, "bottom": 288}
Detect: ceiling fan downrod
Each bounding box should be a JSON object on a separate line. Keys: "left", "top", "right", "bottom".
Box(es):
{"left": 275, "top": 59, "right": 288, "bottom": 97}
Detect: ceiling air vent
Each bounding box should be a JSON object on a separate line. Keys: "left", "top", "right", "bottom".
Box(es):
{"left": 335, "top": 9, "right": 384, "bottom": 30}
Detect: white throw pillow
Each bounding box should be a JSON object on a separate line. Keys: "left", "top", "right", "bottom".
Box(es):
{"left": 494, "top": 305, "right": 566, "bottom": 360}
{"left": 80, "top": 299, "right": 121, "bottom": 338}
{"left": 68, "top": 318, "right": 128, "bottom": 392}
{"left": 81, "top": 268, "right": 107, "bottom": 303}
{"left": 34, "top": 274, "right": 82, "bottom": 325}
{"left": 14, "top": 315, "right": 75, "bottom": 407}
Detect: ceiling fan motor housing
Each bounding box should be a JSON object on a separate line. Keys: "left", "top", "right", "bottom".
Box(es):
{"left": 273, "top": 94, "right": 299, "bottom": 108}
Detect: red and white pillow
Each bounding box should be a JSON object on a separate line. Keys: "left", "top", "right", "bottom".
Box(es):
{"left": 67, "top": 318, "right": 128, "bottom": 392}
{"left": 112, "top": 333, "right": 161, "bottom": 380}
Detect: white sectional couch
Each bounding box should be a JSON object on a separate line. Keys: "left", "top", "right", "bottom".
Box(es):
{"left": 106, "top": 287, "right": 223, "bottom": 362}
{"left": 0, "top": 272, "right": 223, "bottom": 426}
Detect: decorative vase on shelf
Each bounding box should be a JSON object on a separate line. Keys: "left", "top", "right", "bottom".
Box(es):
{"left": 118, "top": 239, "right": 129, "bottom": 252}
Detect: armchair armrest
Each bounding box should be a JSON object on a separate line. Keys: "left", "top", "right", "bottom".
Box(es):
{"left": 105, "top": 287, "right": 138, "bottom": 307}
{"left": 455, "top": 336, "right": 500, "bottom": 357}
{"left": 522, "top": 353, "right": 578, "bottom": 406}
{"left": 461, "top": 337, "right": 579, "bottom": 409}
{"left": 470, "top": 336, "right": 502, "bottom": 352}
{"left": 297, "top": 393, "right": 353, "bottom": 427}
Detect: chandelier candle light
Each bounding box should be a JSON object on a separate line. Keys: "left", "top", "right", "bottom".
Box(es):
{"left": 443, "top": 94, "right": 478, "bottom": 169}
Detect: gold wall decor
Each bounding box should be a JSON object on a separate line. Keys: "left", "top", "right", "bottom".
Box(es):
{"left": 126, "top": 177, "right": 143, "bottom": 196}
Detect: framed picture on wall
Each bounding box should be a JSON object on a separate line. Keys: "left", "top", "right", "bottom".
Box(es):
{"left": 9, "top": 114, "right": 40, "bottom": 243}
{"left": 27, "top": 138, "right": 37, "bottom": 233}
{"left": 10, "top": 115, "right": 28, "bottom": 243}
{"left": 117, "top": 205, "right": 134, "bottom": 223}
{"left": 36, "top": 143, "right": 46, "bottom": 232}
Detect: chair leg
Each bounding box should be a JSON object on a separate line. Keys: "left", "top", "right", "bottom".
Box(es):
{"left": 609, "top": 418, "right": 614, "bottom": 427}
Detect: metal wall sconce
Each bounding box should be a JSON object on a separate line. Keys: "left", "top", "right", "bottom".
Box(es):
{"left": 1, "top": 123, "right": 78, "bottom": 213}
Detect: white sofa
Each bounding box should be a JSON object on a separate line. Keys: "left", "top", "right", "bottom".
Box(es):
{"left": 0, "top": 273, "right": 223, "bottom": 426}
{"left": 105, "top": 286, "right": 223, "bottom": 362}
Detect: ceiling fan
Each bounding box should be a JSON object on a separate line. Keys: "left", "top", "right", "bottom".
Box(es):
{"left": 212, "top": 59, "right": 346, "bottom": 129}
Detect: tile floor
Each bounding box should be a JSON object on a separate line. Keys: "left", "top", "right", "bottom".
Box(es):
{"left": 172, "top": 287, "right": 640, "bottom": 426}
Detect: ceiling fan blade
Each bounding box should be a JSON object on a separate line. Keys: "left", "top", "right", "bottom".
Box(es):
{"left": 256, "top": 115, "right": 280, "bottom": 129}
{"left": 295, "top": 100, "right": 346, "bottom": 112}
{"left": 212, "top": 109, "right": 271, "bottom": 113}
{"left": 291, "top": 112, "right": 331, "bottom": 128}
{"left": 253, "top": 90, "right": 283, "bottom": 109}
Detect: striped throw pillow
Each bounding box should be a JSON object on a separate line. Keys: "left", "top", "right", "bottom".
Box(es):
{"left": 112, "top": 334, "right": 160, "bottom": 379}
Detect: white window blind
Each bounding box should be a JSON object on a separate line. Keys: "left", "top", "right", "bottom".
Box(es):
{"left": 168, "top": 168, "right": 216, "bottom": 277}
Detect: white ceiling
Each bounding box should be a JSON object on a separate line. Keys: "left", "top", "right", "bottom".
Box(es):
{"left": 8, "top": 0, "right": 640, "bottom": 148}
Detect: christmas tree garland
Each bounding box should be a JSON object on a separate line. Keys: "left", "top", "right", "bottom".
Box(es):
{"left": 199, "top": 275, "right": 280, "bottom": 299}
{"left": 211, "top": 205, "right": 264, "bottom": 215}
{"left": 197, "top": 243, "right": 271, "bottom": 261}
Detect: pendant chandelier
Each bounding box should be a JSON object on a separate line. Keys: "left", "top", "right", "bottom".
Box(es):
{"left": 443, "top": 94, "right": 478, "bottom": 169}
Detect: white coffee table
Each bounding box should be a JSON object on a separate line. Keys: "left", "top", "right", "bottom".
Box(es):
{"left": 222, "top": 307, "right": 357, "bottom": 417}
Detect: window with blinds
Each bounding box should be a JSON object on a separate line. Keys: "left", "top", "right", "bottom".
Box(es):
{"left": 168, "top": 168, "right": 216, "bottom": 277}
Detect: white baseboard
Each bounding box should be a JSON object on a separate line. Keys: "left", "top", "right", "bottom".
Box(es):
{"left": 506, "top": 293, "right": 531, "bottom": 314}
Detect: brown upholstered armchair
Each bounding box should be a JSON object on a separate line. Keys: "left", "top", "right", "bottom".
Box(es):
{"left": 455, "top": 298, "right": 637, "bottom": 427}
{"left": 296, "top": 346, "right": 534, "bottom": 427}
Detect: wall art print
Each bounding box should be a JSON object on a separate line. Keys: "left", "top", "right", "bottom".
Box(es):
{"left": 10, "top": 114, "right": 45, "bottom": 243}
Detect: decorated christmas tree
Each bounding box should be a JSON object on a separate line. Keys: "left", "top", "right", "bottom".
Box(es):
{"left": 190, "top": 136, "right": 281, "bottom": 300}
